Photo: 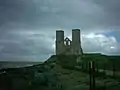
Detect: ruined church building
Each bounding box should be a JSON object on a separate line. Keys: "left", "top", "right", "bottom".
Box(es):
{"left": 55, "top": 29, "right": 83, "bottom": 55}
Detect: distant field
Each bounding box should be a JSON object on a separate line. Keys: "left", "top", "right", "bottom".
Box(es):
{"left": 81, "top": 53, "right": 120, "bottom": 71}
{"left": 0, "top": 61, "right": 43, "bottom": 69}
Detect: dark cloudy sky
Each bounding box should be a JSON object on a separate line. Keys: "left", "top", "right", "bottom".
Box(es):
{"left": 0, "top": 0, "right": 120, "bottom": 61}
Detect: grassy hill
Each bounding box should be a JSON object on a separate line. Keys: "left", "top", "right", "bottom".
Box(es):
{"left": 0, "top": 54, "right": 120, "bottom": 90}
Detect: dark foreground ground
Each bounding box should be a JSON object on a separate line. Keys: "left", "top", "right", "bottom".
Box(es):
{"left": 0, "top": 55, "right": 120, "bottom": 90}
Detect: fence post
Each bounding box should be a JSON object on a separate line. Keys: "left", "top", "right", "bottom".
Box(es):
{"left": 89, "top": 61, "right": 95, "bottom": 90}
{"left": 93, "top": 61, "right": 95, "bottom": 90}
{"left": 89, "top": 61, "right": 92, "bottom": 90}
{"left": 95, "top": 61, "right": 98, "bottom": 77}
{"left": 113, "top": 61, "right": 115, "bottom": 77}
{"left": 103, "top": 63, "right": 106, "bottom": 75}
{"left": 96, "top": 61, "right": 98, "bottom": 73}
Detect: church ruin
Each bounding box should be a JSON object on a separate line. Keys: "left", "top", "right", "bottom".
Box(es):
{"left": 55, "top": 29, "right": 83, "bottom": 55}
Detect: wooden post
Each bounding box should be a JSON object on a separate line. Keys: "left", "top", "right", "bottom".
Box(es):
{"left": 103, "top": 63, "right": 106, "bottom": 75}
{"left": 89, "top": 61, "right": 95, "bottom": 90}
{"left": 96, "top": 61, "right": 98, "bottom": 73}
{"left": 89, "top": 61, "right": 92, "bottom": 90}
{"left": 113, "top": 61, "right": 115, "bottom": 77}
{"left": 92, "top": 61, "right": 95, "bottom": 90}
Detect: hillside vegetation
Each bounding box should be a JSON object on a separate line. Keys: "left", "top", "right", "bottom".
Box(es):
{"left": 0, "top": 54, "right": 120, "bottom": 90}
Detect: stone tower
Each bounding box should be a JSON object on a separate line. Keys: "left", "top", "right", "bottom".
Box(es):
{"left": 56, "top": 30, "right": 65, "bottom": 55}
{"left": 71, "top": 29, "right": 82, "bottom": 55}
{"left": 55, "top": 29, "right": 83, "bottom": 55}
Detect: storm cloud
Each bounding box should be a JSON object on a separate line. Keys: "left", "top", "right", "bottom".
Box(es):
{"left": 0, "top": 0, "right": 120, "bottom": 61}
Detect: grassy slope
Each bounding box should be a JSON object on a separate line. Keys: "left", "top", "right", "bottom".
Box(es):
{"left": 81, "top": 53, "right": 120, "bottom": 70}
{"left": 0, "top": 54, "right": 120, "bottom": 90}
{"left": 46, "top": 55, "right": 120, "bottom": 90}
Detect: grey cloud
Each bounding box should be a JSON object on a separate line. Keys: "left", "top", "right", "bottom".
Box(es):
{"left": 1, "top": 0, "right": 120, "bottom": 31}
{"left": 92, "top": 0, "right": 120, "bottom": 27}
{"left": 0, "top": 0, "right": 120, "bottom": 61}
{"left": 0, "top": 32, "right": 54, "bottom": 61}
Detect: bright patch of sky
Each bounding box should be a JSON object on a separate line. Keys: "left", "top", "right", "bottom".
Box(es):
{"left": 100, "top": 31, "right": 120, "bottom": 41}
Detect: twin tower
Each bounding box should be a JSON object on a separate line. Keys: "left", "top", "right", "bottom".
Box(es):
{"left": 56, "top": 29, "right": 83, "bottom": 55}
